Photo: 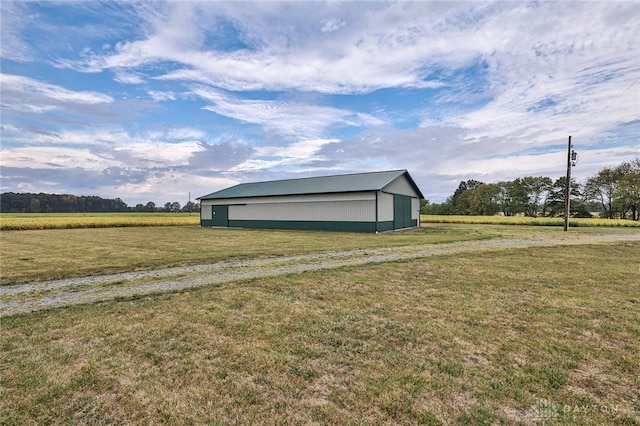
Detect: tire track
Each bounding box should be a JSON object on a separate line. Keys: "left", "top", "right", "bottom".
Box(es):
{"left": 1, "top": 233, "right": 638, "bottom": 317}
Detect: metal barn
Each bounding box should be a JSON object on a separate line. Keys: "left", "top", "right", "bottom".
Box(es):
{"left": 197, "top": 170, "right": 424, "bottom": 233}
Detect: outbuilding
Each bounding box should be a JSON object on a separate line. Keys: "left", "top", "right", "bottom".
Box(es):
{"left": 197, "top": 169, "right": 423, "bottom": 233}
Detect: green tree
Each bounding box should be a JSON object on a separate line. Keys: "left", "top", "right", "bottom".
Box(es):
{"left": 468, "top": 183, "right": 501, "bottom": 215}
{"left": 451, "top": 180, "right": 483, "bottom": 215}
{"left": 520, "top": 176, "right": 552, "bottom": 217}
{"left": 181, "top": 201, "right": 199, "bottom": 213}
{"left": 546, "top": 177, "right": 581, "bottom": 217}
{"left": 613, "top": 158, "right": 640, "bottom": 220}
{"left": 583, "top": 166, "right": 623, "bottom": 219}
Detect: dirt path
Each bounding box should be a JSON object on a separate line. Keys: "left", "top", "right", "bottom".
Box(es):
{"left": 1, "top": 233, "right": 638, "bottom": 317}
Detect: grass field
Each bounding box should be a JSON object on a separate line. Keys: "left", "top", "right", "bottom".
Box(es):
{"left": 1, "top": 224, "right": 515, "bottom": 285}
{"left": 421, "top": 214, "right": 640, "bottom": 227}
{"left": 2, "top": 212, "right": 638, "bottom": 231}
{"left": 0, "top": 212, "right": 200, "bottom": 230}
{"left": 1, "top": 229, "right": 639, "bottom": 424}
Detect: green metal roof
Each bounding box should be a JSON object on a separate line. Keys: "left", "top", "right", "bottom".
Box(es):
{"left": 198, "top": 170, "right": 424, "bottom": 200}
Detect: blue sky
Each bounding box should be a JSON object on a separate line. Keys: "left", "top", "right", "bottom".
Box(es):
{"left": 1, "top": 1, "right": 638, "bottom": 205}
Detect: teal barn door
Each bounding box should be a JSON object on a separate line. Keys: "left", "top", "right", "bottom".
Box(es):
{"left": 211, "top": 205, "right": 229, "bottom": 227}
{"left": 393, "top": 194, "right": 413, "bottom": 229}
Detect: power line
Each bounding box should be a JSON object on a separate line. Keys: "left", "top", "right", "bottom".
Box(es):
{"left": 577, "top": 75, "right": 640, "bottom": 135}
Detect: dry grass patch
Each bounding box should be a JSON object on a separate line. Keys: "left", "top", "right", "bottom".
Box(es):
{"left": 2, "top": 242, "right": 639, "bottom": 424}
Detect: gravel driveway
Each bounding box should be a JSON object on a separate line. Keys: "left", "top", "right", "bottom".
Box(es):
{"left": 2, "top": 233, "right": 638, "bottom": 317}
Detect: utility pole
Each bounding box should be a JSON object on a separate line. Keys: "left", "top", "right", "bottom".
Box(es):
{"left": 563, "top": 136, "right": 578, "bottom": 232}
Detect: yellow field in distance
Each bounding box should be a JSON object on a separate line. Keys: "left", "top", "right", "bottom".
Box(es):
{"left": 421, "top": 214, "right": 640, "bottom": 227}
{"left": 0, "top": 213, "right": 200, "bottom": 231}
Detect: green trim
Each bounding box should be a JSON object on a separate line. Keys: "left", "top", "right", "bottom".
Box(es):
{"left": 200, "top": 219, "right": 415, "bottom": 232}
{"left": 376, "top": 221, "right": 394, "bottom": 232}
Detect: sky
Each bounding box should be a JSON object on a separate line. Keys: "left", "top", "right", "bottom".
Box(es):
{"left": 1, "top": 1, "right": 639, "bottom": 206}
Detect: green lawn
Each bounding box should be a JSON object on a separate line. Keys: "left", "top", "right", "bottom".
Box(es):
{"left": 1, "top": 237, "right": 639, "bottom": 424}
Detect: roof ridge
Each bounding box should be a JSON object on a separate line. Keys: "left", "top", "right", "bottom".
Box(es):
{"left": 234, "top": 169, "right": 407, "bottom": 186}
{"left": 197, "top": 169, "right": 422, "bottom": 200}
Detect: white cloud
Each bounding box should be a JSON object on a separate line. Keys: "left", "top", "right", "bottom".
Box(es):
{"left": 55, "top": 2, "right": 464, "bottom": 93}
{"left": 1, "top": 146, "right": 110, "bottom": 170}
{"left": 147, "top": 90, "right": 177, "bottom": 101}
{"left": 195, "top": 87, "right": 385, "bottom": 139}
{"left": 0, "top": 2, "right": 36, "bottom": 62}
{"left": 321, "top": 18, "right": 345, "bottom": 33}
{"left": 114, "top": 71, "right": 146, "bottom": 85}
{"left": 0, "top": 74, "right": 113, "bottom": 104}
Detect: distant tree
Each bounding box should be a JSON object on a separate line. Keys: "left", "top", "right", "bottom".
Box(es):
{"left": 451, "top": 180, "right": 483, "bottom": 215}
{"left": 163, "top": 202, "right": 181, "bottom": 212}
{"left": 0, "top": 193, "right": 130, "bottom": 213}
{"left": 494, "top": 181, "right": 515, "bottom": 216}
{"left": 520, "top": 176, "right": 552, "bottom": 217}
{"left": 181, "top": 201, "right": 198, "bottom": 213}
{"left": 30, "top": 198, "right": 41, "bottom": 213}
{"left": 420, "top": 199, "right": 430, "bottom": 214}
{"left": 613, "top": 158, "right": 640, "bottom": 220}
{"left": 113, "top": 198, "right": 128, "bottom": 212}
{"left": 421, "top": 198, "right": 453, "bottom": 215}
{"left": 145, "top": 201, "right": 157, "bottom": 212}
{"left": 583, "top": 167, "right": 622, "bottom": 219}
{"left": 468, "top": 183, "right": 501, "bottom": 215}
{"left": 546, "top": 177, "right": 581, "bottom": 217}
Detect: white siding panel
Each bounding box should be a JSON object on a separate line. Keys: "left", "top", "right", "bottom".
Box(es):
{"left": 378, "top": 191, "right": 394, "bottom": 222}
{"left": 383, "top": 176, "right": 420, "bottom": 197}
{"left": 412, "top": 197, "right": 420, "bottom": 220}
{"left": 231, "top": 199, "right": 375, "bottom": 222}
{"left": 206, "top": 192, "right": 374, "bottom": 206}
{"left": 201, "top": 204, "right": 212, "bottom": 220}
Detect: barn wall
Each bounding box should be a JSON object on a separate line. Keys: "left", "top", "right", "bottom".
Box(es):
{"left": 377, "top": 191, "right": 394, "bottom": 222}
{"left": 412, "top": 197, "right": 420, "bottom": 220}
{"left": 383, "top": 176, "right": 420, "bottom": 197}
{"left": 200, "top": 192, "right": 379, "bottom": 232}
{"left": 230, "top": 199, "right": 375, "bottom": 222}
{"left": 201, "top": 204, "right": 212, "bottom": 220}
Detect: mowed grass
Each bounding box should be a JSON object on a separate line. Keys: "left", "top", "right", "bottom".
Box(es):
{"left": 0, "top": 212, "right": 200, "bottom": 231}
{"left": 1, "top": 242, "right": 639, "bottom": 424}
{"left": 0, "top": 224, "right": 505, "bottom": 285}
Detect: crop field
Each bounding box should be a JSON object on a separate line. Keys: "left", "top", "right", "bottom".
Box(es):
{"left": 421, "top": 214, "right": 640, "bottom": 227}
{"left": 2, "top": 213, "right": 637, "bottom": 231}
{"left": 0, "top": 212, "right": 200, "bottom": 230}
{"left": 1, "top": 224, "right": 639, "bottom": 424}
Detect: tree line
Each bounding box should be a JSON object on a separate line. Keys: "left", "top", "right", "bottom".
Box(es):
{"left": 421, "top": 158, "right": 640, "bottom": 220}
{"left": 0, "top": 193, "right": 200, "bottom": 214}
